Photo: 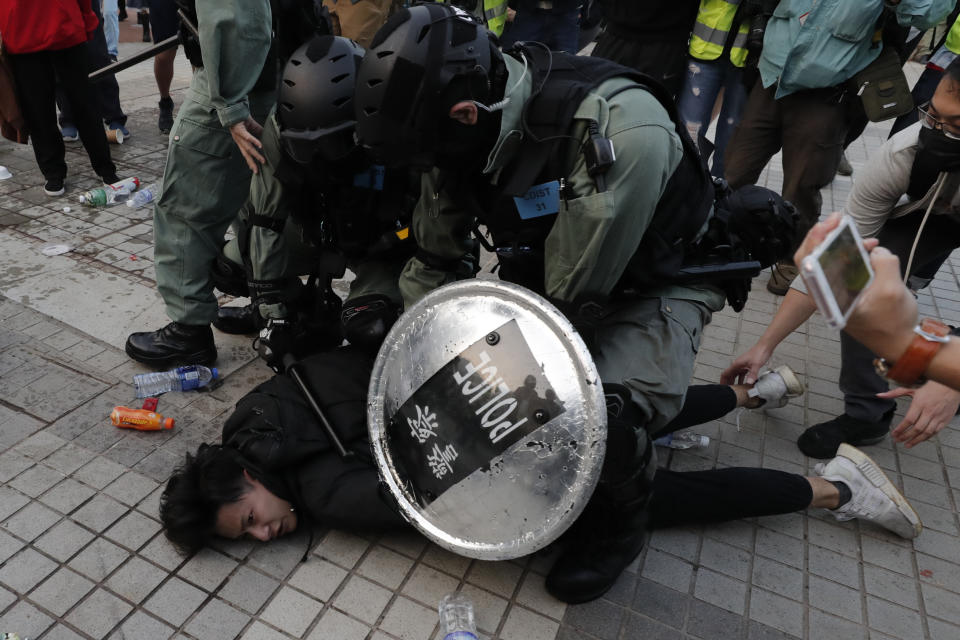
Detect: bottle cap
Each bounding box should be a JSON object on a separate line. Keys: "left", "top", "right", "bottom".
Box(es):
{"left": 163, "top": 417, "right": 175, "bottom": 429}
{"left": 211, "top": 367, "right": 219, "bottom": 379}
{"left": 699, "top": 435, "right": 710, "bottom": 447}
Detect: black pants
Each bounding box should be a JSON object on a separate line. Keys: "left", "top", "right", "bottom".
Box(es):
{"left": 8, "top": 44, "right": 116, "bottom": 182}
{"left": 651, "top": 467, "right": 813, "bottom": 528}
{"left": 592, "top": 27, "right": 689, "bottom": 98}
{"left": 649, "top": 384, "right": 814, "bottom": 529}
{"left": 58, "top": 0, "right": 127, "bottom": 128}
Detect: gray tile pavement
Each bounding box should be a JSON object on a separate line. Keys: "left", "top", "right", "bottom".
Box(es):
{"left": 2, "top": 42, "right": 960, "bottom": 640}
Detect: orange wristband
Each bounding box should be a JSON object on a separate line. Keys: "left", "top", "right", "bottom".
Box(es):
{"left": 883, "top": 318, "right": 951, "bottom": 387}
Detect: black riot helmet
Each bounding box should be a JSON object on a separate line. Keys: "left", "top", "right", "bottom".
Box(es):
{"left": 354, "top": 3, "right": 498, "bottom": 168}
{"left": 277, "top": 35, "right": 365, "bottom": 164}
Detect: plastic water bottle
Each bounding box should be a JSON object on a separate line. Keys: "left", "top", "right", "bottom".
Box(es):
{"left": 133, "top": 365, "right": 218, "bottom": 398}
{"left": 127, "top": 182, "right": 162, "bottom": 209}
{"left": 78, "top": 177, "right": 140, "bottom": 206}
{"left": 654, "top": 431, "right": 710, "bottom": 450}
{"left": 438, "top": 593, "right": 478, "bottom": 640}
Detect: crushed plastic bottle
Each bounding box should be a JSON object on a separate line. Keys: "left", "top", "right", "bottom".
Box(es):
{"left": 654, "top": 431, "right": 710, "bottom": 450}
{"left": 127, "top": 182, "right": 162, "bottom": 209}
{"left": 438, "top": 592, "right": 478, "bottom": 640}
{"left": 78, "top": 177, "right": 140, "bottom": 206}
{"left": 133, "top": 365, "right": 218, "bottom": 398}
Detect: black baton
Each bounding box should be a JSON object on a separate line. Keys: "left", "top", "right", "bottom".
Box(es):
{"left": 88, "top": 35, "right": 180, "bottom": 82}
{"left": 283, "top": 353, "right": 354, "bottom": 460}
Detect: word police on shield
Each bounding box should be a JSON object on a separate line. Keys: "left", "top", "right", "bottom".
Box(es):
{"left": 389, "top": 319, "right": 563, "bottom": 504}
{"left": 368, "top": 280, "right": 607, "bottom": 560}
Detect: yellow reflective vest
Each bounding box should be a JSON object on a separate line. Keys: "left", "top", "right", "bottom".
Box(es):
{"left": 689, "top": 0, "right": 749, "bottom": 67}
{"left": 945, "top": 13, "right": 960, "bottom": 54}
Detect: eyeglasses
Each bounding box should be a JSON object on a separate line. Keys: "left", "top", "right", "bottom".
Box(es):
{"left": 917, "top": 101, "right": 960, "bottom": 140}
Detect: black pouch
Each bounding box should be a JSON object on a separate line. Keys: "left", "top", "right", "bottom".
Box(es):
{"left": 850, "top": 46, "right": 913, "bottom": 122}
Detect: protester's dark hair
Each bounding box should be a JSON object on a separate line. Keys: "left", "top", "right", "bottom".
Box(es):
{"left": 159, "top": 444, "right": 251, "bottom": 555}
{"left": 945, "top": 57, "right": 960, "bottom": 86}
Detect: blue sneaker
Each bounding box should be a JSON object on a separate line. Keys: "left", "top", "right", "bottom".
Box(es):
{"left": 109, "top": 122, "right": 130, "bottom": 138}
{"left": 61, "top": 125, "right": 79, "bottom": 142}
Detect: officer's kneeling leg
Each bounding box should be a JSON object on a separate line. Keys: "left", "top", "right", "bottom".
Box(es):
{"left": 545, "top": 383, "right": 656, "bottom": 604}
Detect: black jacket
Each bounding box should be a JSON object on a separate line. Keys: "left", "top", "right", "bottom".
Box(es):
{"left": 221, "top": 347, "right": 407, "bottom": 531}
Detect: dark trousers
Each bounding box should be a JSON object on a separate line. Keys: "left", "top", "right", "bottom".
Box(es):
{"left": 8, "top": 44, "right": 116, "bottom": 182}
{"left": 648, "top": 384, "right": 813, "bottom": 528}
{"left": 651, "top": 467, "right": 812, "bottom": 528}
{"left": 842, "top": 210, "right": 960, "bottom": 422}
{"left": 500, "top": 7, "right": 581, "bottom": 54}
{"left": 592, "top": 28, "right": 689, "bottom": 98}
{"left": 58, "top": 0, "right": 127, "bottom": 128}
{"left": 724, "top": 80, "right": 850, "bottom": 241}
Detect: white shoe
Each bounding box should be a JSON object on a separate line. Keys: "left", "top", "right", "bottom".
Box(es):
{"left": 748, "top": 365, "right": 803, "bottom": 409}
{"left": 816, "top": 444, "right": 922, "bottom": 539}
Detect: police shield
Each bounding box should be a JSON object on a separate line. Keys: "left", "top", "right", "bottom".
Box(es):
{"left": 368, "top": 280, "right": 606, "bottom": 560}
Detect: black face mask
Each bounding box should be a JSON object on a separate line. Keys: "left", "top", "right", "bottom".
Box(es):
{"left": 916, "top": 124, "right": 960, "bottom": 171}
{"left": 908, "top": 125, "right": 960, "bottom": 199}
{"left": 434, "top": 107, "right": 502, "bottom": 173}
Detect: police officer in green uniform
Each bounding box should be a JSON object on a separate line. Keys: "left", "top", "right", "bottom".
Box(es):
{"left": 125, "top": 0, "right": 327, "bottom": 368}
{"left": 353, "top": 4, "right": 795, "bottom": 603}
{"left": 210, "top": 35, "right": 419, "bottom": 366}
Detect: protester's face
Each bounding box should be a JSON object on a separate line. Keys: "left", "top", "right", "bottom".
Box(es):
{"left": 927, "top": 77, "right": 960, "bottom": 137}
{"left": 214, "top": 471, "right": 298, "bottom": 542}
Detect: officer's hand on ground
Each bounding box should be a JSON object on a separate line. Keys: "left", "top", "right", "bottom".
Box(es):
{"left": 229, "top": 118, "right": 266, "bottom": 174}
{"left": 881, "top": 381, "right": 960, "bottom": 449}
{"left": 721, "top": 343, "right": 773, "bottom": 385}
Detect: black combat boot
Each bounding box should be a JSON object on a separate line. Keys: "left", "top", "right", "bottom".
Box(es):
{"left": 125, "top": 322, "right": 217, "bottom": 368}
{"left": 214, "top": 303, "right": 260, "bottom": 335}
{"left": 545, "top": 385, "right": 657, "bottom": 604}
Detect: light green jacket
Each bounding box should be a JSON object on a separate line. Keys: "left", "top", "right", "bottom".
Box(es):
{"left": 400, "top": 54, "right": 725, "bottom": 311}
{"left": 190, "top": 0, "right": 273, "bottom": 127}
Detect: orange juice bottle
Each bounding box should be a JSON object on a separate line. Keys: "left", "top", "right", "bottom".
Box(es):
{"left": 110, "top": 406, "right": 174, "bottom": 430}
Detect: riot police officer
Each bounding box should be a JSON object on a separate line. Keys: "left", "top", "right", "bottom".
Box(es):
{"left": 125, "top": 0, "right": 329, "bottom": 368}
{"left": 353, "top": 4, "right": 795, "bottom": 603}
{"left": 211, "top": 35, "right": 419, "bottom": 367}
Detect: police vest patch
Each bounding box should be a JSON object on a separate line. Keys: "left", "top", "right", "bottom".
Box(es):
{"left": 513, "top": 180, "right": 560, "bottom": 219}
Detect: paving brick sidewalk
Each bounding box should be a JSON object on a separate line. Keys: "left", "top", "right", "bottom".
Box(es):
{"left": 1, "top": 44, "right": 959, "bottom": 640}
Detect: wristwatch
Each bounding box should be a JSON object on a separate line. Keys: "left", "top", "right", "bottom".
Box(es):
{"left": 874, "top": 318, "right": 951, "bottom": 387}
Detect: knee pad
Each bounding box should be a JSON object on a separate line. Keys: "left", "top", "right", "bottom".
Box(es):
{"left": 601, "top": 383, "right": 656, "bottom": 489}
{"left": 341, "top": 294, "right": 399, "bottom": 351}
{"left": 210, "top": 253, "right": 249, "bottom": 297}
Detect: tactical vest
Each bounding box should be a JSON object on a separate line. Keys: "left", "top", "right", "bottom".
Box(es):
{"left": 280, "top": 156, "right": 418, "bottom": 261}
{"left": 458, "top": 47, "right": 714, "bottom": 300}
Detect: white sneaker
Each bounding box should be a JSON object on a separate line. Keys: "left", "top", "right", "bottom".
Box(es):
{"left": 748, "top": 365, "right": 803, "bottom": 409}
{"left": 816, "top": 444, "right": 922, "bottom": 539}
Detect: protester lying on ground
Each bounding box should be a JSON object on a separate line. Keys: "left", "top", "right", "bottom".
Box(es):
{"left": 794, "top": 212, "right": 960, "bottom": 394}
{"left": 159, "top": 346, "right": 921, "bottom": 572}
